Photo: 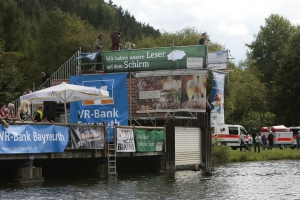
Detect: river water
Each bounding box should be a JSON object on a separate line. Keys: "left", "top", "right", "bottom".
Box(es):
{"left": 0, "top": 160, "right": 299, "bottom": 199}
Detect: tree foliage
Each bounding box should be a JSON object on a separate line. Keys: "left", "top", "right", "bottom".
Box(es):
{"left": 245, "top": 14, "right": 300, "bottom": 127}
{"left": 272, "top": 28, "right": 300, "bottom": 125}
{"left": 246, "top": 14, "right": 294, "bottom": 85}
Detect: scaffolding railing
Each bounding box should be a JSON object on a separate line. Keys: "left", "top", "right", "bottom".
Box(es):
{"left": 12, "top": 50, "right": 82, "bottom": 115}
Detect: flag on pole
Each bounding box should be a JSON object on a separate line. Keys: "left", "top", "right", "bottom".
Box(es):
{"left": 74, "top": 52, "right": 99, "bottom": 62}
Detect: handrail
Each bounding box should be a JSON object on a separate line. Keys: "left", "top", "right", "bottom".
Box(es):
{"left": 12, "top": 49, "right": 101, "bottom": 115}
{"left": 12, "top": 50, "right": 81, "bottom": 115}
{"left": 37, "top": 50, "right": 81, "bottom": 90}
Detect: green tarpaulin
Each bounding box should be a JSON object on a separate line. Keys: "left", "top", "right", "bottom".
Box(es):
{"left": 135, "top": 129, "right": 165, "bottom": 152}
{"left": 103, "top": 45, "right": 206, "bottom": 72}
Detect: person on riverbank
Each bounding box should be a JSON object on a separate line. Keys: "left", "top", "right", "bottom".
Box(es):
{"left": 244, "top": 135, "right": 248, "bottom": 152}
{"left": 254, "top": 133, "right": 261, "bottom": 153}
{"left": 268, "top": 131, "right": 275, "bottom": 150}
{"left": 239, "top": 132, "right": 245, "bottom": 152}
{"left": 296, "top": 131, "right": 300, "bottom": 150}
{"left": 262, "top": 134, "right": 267, "bottom": 150}
{"left": 248, "top": 134, "right": 253, "bottom": 152}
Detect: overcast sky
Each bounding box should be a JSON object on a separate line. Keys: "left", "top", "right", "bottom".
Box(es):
{"left": 108, "top": 0, "right": 300, "bottom": 64}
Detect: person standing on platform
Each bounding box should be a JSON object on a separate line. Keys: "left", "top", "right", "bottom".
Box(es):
{"left": 124, "top": 42, "right": 131, "bottom": 50}
{"left": 93, "top": 33, "right": 104, "bottom": 70}
{"left": 111, "top": 31, "right": 122, "bottom": 50}
{"left": 41, "top": 72, "right": 51, "bottom": 88}
{"left": 23, "top": 87, "right": 32, "bottom": 95}
{"left": 199, "top": 33, "right": 210, "bottom": 45}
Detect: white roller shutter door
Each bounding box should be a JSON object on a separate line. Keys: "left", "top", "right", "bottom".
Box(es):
{"left": 175, "top": 127, "right": 201, "bottom": 166}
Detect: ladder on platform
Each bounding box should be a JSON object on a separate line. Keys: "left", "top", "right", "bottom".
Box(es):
{"left": 107, "top": 143, "right": 117, "bottom": 176}
{"left": 107, "top": 129, "right": 117, "bottom": 176}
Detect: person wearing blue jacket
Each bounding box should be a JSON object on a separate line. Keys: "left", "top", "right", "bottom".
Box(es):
{"left": 261, "top": 134, "right": 267, "bottom": 150}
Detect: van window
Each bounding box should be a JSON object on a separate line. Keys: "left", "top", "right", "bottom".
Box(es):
{"left": 229, "top": 127, "right": 238, "bottom": 135}
{"left": 240, "top": 127, "right": 247, "bottom": 135}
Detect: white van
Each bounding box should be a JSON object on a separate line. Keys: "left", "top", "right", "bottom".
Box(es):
{"left": 260, "top": 125, "right": 293, "bottom": 149}
{"left": 212, "top": 124, "right": 247, "bottom": 150}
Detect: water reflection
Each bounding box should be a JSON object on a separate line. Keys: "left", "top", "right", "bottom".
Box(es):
{"left": 0, "top": 160, "right": 300, "bottom": 199}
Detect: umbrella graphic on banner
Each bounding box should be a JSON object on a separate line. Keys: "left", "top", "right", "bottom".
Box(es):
{"left": 167, "top": 50, "right": 186, "bottom": 68}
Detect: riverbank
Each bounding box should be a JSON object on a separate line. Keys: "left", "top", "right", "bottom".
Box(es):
{"left": 229, "top": 147, "right": 300, "bottom": 162}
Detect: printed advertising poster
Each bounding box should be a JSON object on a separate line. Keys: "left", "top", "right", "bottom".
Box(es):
{"left": 135, "top": 129, "right": 165, "bottom": 152}
{"left": 0, "top": 124, "right": 69, "bottom": 154}
{"left": 70, "top": 125, "right": 105, "bottom": 149}
{"left": 136, "top": 70, "right": 207, "bottom": 113}
{"left": 207, "top": 51, "right": 228, "bottom": 70}
{"left": 116, "top": 128, "right": 136, "bottom": 152}
{"left": 103, "top": 46, "right": 206, "bottom": 72}
{"left": 70, "top": 74, "right": 129, "bottom": 141}
{"left": 211, "top": 71, "right": 225, "bottom": 127}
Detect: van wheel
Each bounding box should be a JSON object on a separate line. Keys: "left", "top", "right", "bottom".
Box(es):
{"left": 231, "top": 147, "right": 237, "bottom": 150}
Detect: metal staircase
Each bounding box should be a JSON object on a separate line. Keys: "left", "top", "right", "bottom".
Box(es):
{"left": 107, "top": 129, "right": 117, "bottom": 176}
{"left": 12, "top": 49, "right": 98, "bottom": 118}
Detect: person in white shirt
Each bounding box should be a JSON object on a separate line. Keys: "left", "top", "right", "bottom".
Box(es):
{"left": 239, "top": 133, "right": 245, "bottom": 152}
{"left": 254, "top": 133, "right": 261, "bottom": 153}
{"left": 247, "top": 134, "right": 253, "bottom": 152}
{"left": 244, "top": 136, "right": 248, "bottom": 152}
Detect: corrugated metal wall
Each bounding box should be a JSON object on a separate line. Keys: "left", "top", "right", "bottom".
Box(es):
{"left": 175, "top": 127, "right": 201, "bottom": 166}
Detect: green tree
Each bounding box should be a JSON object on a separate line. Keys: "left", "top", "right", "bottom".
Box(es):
{"left": 272, "top": 28, "right": 300, "bottom": 126}
{"left": 0, "top": 52, "right": 34, "bottom": 103}
{"left": 246, "top": 14, "right": 294, "bottom": 85}
{"left": 0, "top": 0, "right": 32, "bottom": 54}
{"left": 38, "top": 8, "right": 97, "bottom": 74}
{"left": 224, "top": 65, "right": 269, "bottom": 130}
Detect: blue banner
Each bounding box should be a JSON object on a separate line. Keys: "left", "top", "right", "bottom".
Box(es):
{"left": 0, "top": 124, "right": 69, "bottom": 154}
{"left": 211, "top": 71, "right": 225, "bottom": 127}
{"left": 70, "top": 74, "right": 129, "bottom": 141}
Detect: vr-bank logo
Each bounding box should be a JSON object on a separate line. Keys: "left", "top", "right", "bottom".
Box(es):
{"left": 82, "top": 80, "right": 114, "bottom": 106}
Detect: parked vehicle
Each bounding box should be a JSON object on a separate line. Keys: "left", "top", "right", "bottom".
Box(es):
{"left": 260, "top": 125, "right": 293, "bottom": 149}
{"left": 212, "top": 124, "right": 247, "bottom": 150}
{"left": 290, "top": 126, "right": 300, "bottom": 149}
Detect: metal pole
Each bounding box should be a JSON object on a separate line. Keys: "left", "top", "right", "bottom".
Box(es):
{"left": 130, "top": 73, "right": 132, "bottom": 125}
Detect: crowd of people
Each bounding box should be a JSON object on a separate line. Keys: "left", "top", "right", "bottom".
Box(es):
{"left": 92, "top": 31, "right": 137, "bottom": 71}
{"left": 0, "top": 100, "right": 49, "bottom": 128}
{"left": 239, "top": 132, "right": 270, "bottom": 153}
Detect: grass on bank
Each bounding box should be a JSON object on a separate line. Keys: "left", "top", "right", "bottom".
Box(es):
{"left": 229, "top": 147, "right": 300, "bottom": 162}
{"left": 212, "top": 143, "right": 300, "bottom": 165}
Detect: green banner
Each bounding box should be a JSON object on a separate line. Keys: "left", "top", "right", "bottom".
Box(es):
{"left": 103, "top": 45, "right": 206, "bottom": 72}
{"left": 135, "top": 129, "right": 165, "bottom": 152}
